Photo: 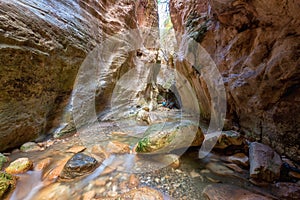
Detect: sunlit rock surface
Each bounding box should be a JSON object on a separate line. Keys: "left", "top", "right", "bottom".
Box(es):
{"left": 169, "top": 0, "right": 300, "bottom": 161}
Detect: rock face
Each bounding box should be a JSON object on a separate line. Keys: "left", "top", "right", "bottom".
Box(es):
{"left": 0, "top": 0, "right": 158, "bottom": 151}
{"left": 169, "top": 0, "right": 300, "bottom": 161}
{"left": 249, "top": 142, "right": 282, "bottom": 182}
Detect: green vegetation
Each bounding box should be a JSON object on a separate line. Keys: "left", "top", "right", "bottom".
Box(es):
{"left": 136, "top": 137, "right": 151, "bottom": 152}
{"left": 0, "top": 172, "right": 16, "bottom": 199}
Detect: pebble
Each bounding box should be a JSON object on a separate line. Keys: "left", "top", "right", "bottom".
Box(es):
{"left": 83, "top": 191, "right": 95, "bottom": 200}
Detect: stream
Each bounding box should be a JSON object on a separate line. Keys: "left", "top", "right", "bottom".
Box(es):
{"left": 3, "top": 108, "right": 278, "bottom": 200}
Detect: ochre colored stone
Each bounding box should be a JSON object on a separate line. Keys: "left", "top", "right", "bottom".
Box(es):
{"left": 5, "top": 157, "right": 33, "bottom": 174}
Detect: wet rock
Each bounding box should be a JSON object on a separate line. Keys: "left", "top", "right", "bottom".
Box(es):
{"left": 271, "top": 182, "right": 300, "bottom": 200}
{"left": 227, "top": 153, "right": 249, "bottom": 167}
{"left": 43, "top": 157, "right": 70, "bottom": 182}
{"left": 60, "top": 153, "right": 98, "bottom": 180}
{"left": 135, "top": 121, "right": 203, "bottom": 153}
{"left": 102, "top": 159, "right": 124, "bottom": 175}
{"left": 34, "top": 158, "right": 52, "bottom": 171}
{"left": 249, "top": 142, "right": 282, "bottom": 182}
{"left": 0, "top": 171, "right": 16, "bottom": 199}
{"left": 91, "top": 145, "right": 110, "bottom": 162}
{"left": 31, "top": 183, "right": 71, "bottom": 200}
{"left": 106, "top": 141, "right": 130, "bottom": 154}
{"left": 206, "top": 162, "right": 234, "bottom": 176}
{"left": 151, "top": 154, "right": 181, "bottom": 169}
{"left": 66, "top": 146, "right": 86, "bottom": 154}
{"left": 214, "top": 131, "right": 244, "bottom": 149}
{"left": 0, "top": 153, "right": 8, "bottom": 169}
{"left": 203, "top": 184, "right": 272, "bottom": 200}
{"left": 20, "top": 142, "right": 43, "bottom": 152}
{"left": 5, "top": 157, "right": 33, "bottom": 174}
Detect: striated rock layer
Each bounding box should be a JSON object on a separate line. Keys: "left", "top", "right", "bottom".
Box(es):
{"left": 169, "top": 0, "right": 300, "bottom": 161}
{"left": 0, "top": 0, "right": 158, "bottom": 151}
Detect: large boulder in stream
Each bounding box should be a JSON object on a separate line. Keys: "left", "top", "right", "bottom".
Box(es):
{"left": 59, "top": 153, "right": 99, "bottom": 180}
{"left": 134, "top": 121, "right": 204, "bottom": 154}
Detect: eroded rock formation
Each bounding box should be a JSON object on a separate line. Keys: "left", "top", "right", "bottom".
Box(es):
{"left": 169, "top": 0, "right": 300, "bottom": 161}
{"left": 0, "top": 0, "right": 158, "bottom": 151}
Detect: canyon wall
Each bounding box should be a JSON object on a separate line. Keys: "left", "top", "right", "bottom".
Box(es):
{"left": 0, "top": 0, "right": 158, "bottom": 151}
{"left": 170, "top": 0, "right": 300, "bottom": 161}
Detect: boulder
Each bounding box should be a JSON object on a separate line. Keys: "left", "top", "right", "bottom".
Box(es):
{"left": 5, "top": 157, "right": 33, "bottom": 174}
{"left": 59, "top": 153, "right": 98, "bottom": 180}
{"left": 249, "top": 142, "right": 282, "bottom": 182}
{"left": 20, "top": 142, "right": 42, "bottom": 152}
{"left": 134, "top": 121, "right": 203, "bottom": 153}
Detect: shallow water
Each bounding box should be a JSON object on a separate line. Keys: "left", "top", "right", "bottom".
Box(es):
{"left": 4, "top": 110, "right": 276, "bottom": 200}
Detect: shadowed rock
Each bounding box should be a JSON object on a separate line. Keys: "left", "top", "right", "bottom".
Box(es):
{"left": 249, "top": 142, "right": 282, "bottom": 182}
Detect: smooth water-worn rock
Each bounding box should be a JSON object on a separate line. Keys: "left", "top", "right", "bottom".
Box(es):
{"left": 0, "top": 171, "right": 16, "bottom": 199}
{"left": 20, "top": 142, "right": 42, "bottom": 152}
{"left": 249, "top": 142, "right": 282, "bottom": 182}
{"left": 169, "top": 0, "right": 300, "bottom": 162}
{"left": 5, "top": 157, "right": 33, "bottom": 174}
{"left": 60, "top": 153, "right": 98, "bottom": 180}
{"left": 203, "top": 184, "right": 272, "bottom": 200}
{"left": 106, "top": 141, "right": 131, "bottom": 154}
{"left": 135, "top": 121, "right": 203, "bottom": 153}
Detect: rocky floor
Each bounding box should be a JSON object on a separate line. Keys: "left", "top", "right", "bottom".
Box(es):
{"left": 1, "top": 111, "right": 300, "bottom": 199}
